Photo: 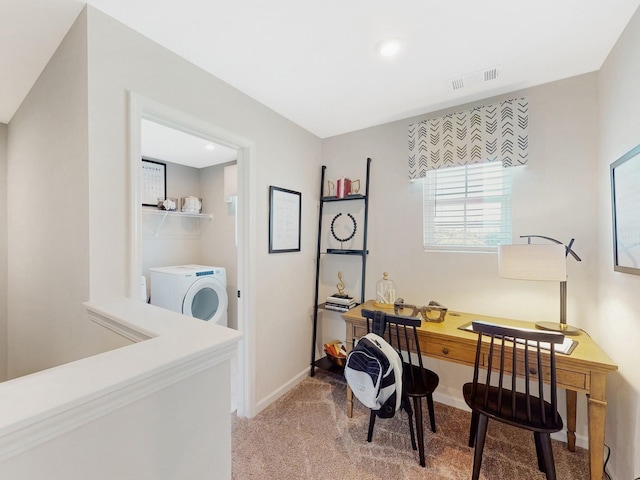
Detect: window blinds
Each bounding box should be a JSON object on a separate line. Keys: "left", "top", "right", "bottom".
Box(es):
{"left": 423, "top": 163, "right": 512, "bottom": 251}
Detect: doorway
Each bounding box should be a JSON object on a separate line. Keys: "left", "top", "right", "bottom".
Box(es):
{"left": 128, "top": 93, "right": 255, "bottom": 417}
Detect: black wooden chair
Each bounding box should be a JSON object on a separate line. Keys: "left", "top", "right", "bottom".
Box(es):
{"left": 361, "top": 309, "right": 439, "bottom": 467}
{"left": 463, "top": 321, "right": 565, "bottom": 480}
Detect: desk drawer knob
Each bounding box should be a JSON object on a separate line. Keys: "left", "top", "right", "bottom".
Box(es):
{"left": 529, "top": 368, "right": 538, "bottom": 375}
{"left": 442, "top": 348, "right": 449, "bottom": 355}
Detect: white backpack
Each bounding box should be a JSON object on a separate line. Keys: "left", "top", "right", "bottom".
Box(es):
{"left": 344, "top": 333, "right": 403, "bottom": 417}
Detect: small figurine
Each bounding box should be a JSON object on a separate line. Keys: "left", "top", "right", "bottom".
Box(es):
{"left": 336, "top": 271, "right": 345, "bottom": 295}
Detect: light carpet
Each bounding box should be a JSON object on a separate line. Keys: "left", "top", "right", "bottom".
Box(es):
{"left": 232, "top": 370, "right": 592, "bottom": 479}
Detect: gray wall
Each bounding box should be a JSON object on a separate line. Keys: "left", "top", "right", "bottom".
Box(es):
{"left": 321, "top": 73, "right": 599, "bottom": 442}
{"left": 85, "top": 6, "right": 321, "bottom": 407}
{"left": 141, "top": 160, "right": 204, "bottom": 289}
{"left": 5, "top": 6, "right": 320, "bottom": 406}
{"left": 5, "top": 7, "right": 638, "bottom": 476}
{"left": 597, "top": 5, "right": 640, "bottom": 479}
{"left": 200, "top": 161, "right": 238, "bottom": 330}
{"left": 0, "top": 123, "right": 6, "bottom": 380}
{"left": 7, "top": 10, "right": 131, "bottom": 378}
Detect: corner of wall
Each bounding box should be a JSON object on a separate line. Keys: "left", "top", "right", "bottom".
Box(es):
{"left": 0, "top": 123, "right": 7, "bottom": 381}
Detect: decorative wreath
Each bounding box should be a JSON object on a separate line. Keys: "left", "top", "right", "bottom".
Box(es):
{"left": 330, "top": 213, "right": 357, "bottom": 243}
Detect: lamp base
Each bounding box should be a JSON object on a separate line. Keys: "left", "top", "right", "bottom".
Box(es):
{"left": 535, "top": 321, "right": 581, "bottom": 336}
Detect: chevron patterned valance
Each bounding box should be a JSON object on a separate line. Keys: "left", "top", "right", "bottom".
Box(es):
{"left": 408, "top": 97, "right": 529, "bottom": 178}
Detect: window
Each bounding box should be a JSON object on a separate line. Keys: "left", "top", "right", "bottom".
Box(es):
{"left": 423, "top": 162, "right": 512, "bottom": 252}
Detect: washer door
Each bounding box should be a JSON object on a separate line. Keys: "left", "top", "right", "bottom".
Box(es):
{"left": 182, "top": 276, "right": 228, "bottom": 324}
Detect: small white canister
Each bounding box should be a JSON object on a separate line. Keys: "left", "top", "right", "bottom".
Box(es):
{"left": 181, "top": 196, "right": 202, "bottom": 213}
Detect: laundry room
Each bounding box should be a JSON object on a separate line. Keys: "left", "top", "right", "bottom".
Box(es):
{"left": 140, "top": 118, "right": 239, "bottom": 330}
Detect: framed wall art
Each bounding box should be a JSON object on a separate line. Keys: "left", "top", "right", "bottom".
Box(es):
{"left": 269, "top": 186, "right": 301, "bottom": 253}
{"left": 141, "top": 158, "right": 166, "bottom": 206}
{"left": 611, "top": 143, "right": 640, "bottom": 275}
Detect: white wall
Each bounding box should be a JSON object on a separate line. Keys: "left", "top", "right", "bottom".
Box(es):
{"left": 321, "top": 73, "right": 599, "bottom": 442}
{"left": 200, "top": 161, "right": 238, "bottom": 329}
{"left": 141, "top": 160, "right": 204, "bottom": 286}
{"left": 0, "top": 123, "right": 6, "bottom": 380}
{"left": 0, "top": 362, "right": 230, "bottom": 480}
{"left": 597, "top": 5, "right": 640, "bottom": 480}
{"left": 0, "top": 298, "right": 239, "bottom": 480}
{"left": 6, "top": 10, "right": 131, "bottom": 379}
{"left": 84, "top": 6, "right": 321, "bottom": 410}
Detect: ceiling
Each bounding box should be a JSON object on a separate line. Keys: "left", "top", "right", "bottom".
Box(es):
{"left": 2, "top": 1, "right": 639, "bottom": 139}
{"left": 142, "top": 119, "right": 237, "bottom": 168}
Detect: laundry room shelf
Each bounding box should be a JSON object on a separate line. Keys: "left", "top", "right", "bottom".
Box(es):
{"left": 142, "top": 208, "right": 212, "bottom": 220}
{"left": 142, "top": 208, "right": 212, "bottom": 236}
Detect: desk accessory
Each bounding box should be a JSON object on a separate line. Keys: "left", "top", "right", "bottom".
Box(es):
{"left": 330, "top": 212, "right": 357, "bottom": 247}
{"left": 498, "top": 235, "right": 582, "bottom": 335}
{"left": 325, "top": 272, "right": 356, "bottom": 312}
{"left": 373, "top": 272, "right": 396, "bottom": 308}
{"left": 393, "top": 298, "right": 448, "bottom": 322}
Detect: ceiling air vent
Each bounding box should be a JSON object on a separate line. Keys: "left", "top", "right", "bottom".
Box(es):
{"left": 451, "top": 77, "right": 465, "bottom": 90}
{"left": 451, "top": 66, "right": 500, "bottom": 91}
{"left": 484, "top": 68, "right": 499, "bottom": 81}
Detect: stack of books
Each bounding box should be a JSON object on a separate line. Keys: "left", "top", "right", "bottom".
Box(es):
{"left": 324, "top": 294, "right": 357, "bottom": 312}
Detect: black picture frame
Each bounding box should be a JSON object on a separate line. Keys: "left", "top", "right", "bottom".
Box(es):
{"left": 141, "top": 158, "right": 167, "bottom": 206}
{"left": 269, "top": 186, "right": 301, "bottom": 253}
{"left": 611, "top": 143, "right": 640, "bottom": 275}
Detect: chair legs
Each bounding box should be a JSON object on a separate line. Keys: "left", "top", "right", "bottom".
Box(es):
{"left": 469, "top": 413, "right": 558, "bottom": 480}
{"left": 367, "top": 393, "right": 434, "bottom": 468}
{"left": 426, "top": 393, "right": 437, "bottom": 433}
{"left": 468, "top": 410, "right": 479, "bottom": 447}
{"left": 471, "top": 413, "right": 488, "bottom": 480}
{"left": 402, "top": 394, "right": 417, "bottom": 451}
{"left": 534, "top": 432, "right": 557, "bottom": 480}
{"left": 413, "top": 397, "right": 426, "bottom": 467}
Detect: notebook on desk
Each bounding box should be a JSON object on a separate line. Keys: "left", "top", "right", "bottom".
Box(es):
{"left": 458, "top": 321, "right": 578, "bottom": 355}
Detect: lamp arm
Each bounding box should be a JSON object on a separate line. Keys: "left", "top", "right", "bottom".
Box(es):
{"left": 519, "top": 235, "right": 582, "bottom": 262}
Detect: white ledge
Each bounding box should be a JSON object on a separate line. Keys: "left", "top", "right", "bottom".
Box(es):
{"left": 0, "top": 297, "right": 242, "bottom": 462}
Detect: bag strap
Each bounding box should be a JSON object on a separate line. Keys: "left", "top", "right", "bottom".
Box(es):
{"left": 372, "top": 310, "right": 386, "bottom": 337}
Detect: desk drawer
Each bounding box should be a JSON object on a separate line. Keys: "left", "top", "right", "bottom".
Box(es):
{"left": 557, "top": 370, "right": 587, "bottom": 391}
{"left": 423, "top": 339, "right": 477, "bottom": 366}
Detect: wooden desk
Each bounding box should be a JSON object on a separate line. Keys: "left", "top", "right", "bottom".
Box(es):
{"left": 342, "top": 301, "right": 618, "bottom": 480}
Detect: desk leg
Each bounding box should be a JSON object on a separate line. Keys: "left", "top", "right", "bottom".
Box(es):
{"left": 587, "top": 372, "right": 608, "bottom": 480}
{"left": 345, "top": 327, "right": 355, "bottom": 418}
{"left": 566, "top": 389, "right": 577, "bottom": 452}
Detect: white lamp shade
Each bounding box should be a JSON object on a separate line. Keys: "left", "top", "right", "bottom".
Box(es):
{"left": 498, "top": 244, "right": 567, "bottom": 281}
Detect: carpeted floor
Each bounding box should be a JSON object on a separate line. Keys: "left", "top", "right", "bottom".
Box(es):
{"left": 231, "top": 370, "right": 592, "bottom": 479}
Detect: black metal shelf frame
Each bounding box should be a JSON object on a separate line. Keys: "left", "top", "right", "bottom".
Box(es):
{"left": 310, "top": 157, "right": 371, "bottom": 377}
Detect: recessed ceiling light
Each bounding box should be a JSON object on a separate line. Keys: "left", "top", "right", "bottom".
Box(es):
{"left": 205, "top": 143, "right": 216, "bottom": 150}
{"left": 376, "top": 38, "right": 402, "bottom": 57}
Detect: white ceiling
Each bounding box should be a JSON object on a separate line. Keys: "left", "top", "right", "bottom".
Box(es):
{"left": 141, "top": 119, "right": 237, "bottom": 168}
{"left": 2, "top": 1, "right": 639, "bottom": 138}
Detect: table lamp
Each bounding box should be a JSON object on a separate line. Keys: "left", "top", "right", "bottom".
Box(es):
{"left": 498, "top": 235, "right": 581, "bottom": 335}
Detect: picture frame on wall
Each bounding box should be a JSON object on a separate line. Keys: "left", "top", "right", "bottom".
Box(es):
{"left": 141, "top": 158, "right": 166, "bottom": 206}
{"left": 269, "top": 186, "right": 301, "bottom": 253}
{"left": 610, "top": 143, "right": 640, "bottom": 275}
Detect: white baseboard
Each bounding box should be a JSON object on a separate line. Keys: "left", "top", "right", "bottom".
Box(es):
{"left": 255, "top": 367, "right": 308, "bottom": 415}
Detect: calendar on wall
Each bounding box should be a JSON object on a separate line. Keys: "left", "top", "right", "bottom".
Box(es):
{"left": 141, "top": 159, "right": 166, "bottom": 206}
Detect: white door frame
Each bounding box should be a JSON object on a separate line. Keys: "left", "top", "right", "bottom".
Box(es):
{"left": 128, "top": 92, "right": 256, "bottom": 417}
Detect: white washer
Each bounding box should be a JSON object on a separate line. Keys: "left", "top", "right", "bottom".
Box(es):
{"left": 149, "top": 265, "right": 228, "bottom": 327}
